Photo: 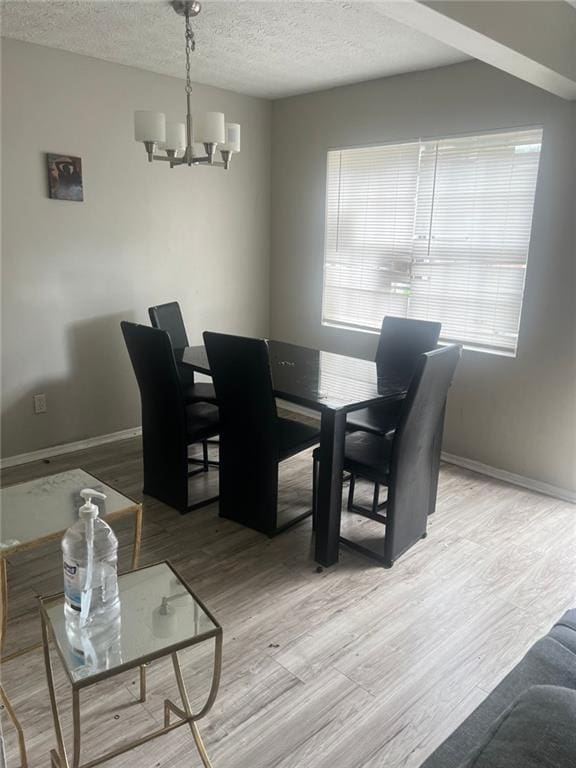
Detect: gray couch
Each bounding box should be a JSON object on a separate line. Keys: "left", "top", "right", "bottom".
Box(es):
{"left": 421, "top": 609, "right": 576, "bottom": 767}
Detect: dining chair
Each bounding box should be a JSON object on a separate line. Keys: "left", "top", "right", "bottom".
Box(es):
{"left": 148, "top": 301, "right": 217, "bottom": 405}
{"left": 203, "top": 331, "right": 321, "bottom": 536}
{"left": 121, "top": 321, "right": 220, "bottom": 513}
{"left": 346, "top": 316, "right": 442, "bottom": 437}
{"left": 313, "top": 344, "right": 461, "bottom": 567}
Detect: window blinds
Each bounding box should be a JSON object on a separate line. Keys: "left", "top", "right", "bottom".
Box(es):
{"left": 322, "top": 128, "right": 543, "bottom": 354}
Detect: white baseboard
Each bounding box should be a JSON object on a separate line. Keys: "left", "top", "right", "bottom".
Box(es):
{"left": 283, "top": 400, "right": 575, "bottom": 504}
{"left": 0, "top": 427, "right": 142, "bottom": 470}
{"left": 441, "top": 451, "right": 576, "bottom": 504}
{"left": 2, "top": 422, "right": 573, "bottom": 506}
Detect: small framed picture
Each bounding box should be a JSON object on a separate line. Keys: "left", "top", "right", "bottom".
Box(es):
{"left": 46, "top": 153, "right": 84, "bottom": 202}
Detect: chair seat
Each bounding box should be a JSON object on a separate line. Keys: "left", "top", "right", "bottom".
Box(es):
{"left": 313, "top": 431, "right": 392, "bottom": 485}
{"left": 278, "top": 417, "right": 320, "bottom": 460}
{"left": 186, "top": 402, "right": 220, "bottom": 443}
{"left": 183, "top": 381, "right": 218, "bottom": 405}
{"left": 346, "top": 400, "right": 403, "bottom": 436}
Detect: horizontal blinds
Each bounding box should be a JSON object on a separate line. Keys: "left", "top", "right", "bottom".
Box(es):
{"left": 323, "top": 142, "right": 421, "bottom": 330}
{"left": 322, "top": 128, "right": 543, "bottom": 353}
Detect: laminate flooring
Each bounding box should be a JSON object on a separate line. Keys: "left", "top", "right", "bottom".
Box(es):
{"left": 1, "top": 435, "right": 575, "bottom": 768}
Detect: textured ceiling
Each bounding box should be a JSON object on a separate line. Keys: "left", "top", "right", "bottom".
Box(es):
{"left": 0, "top": 1, "right": 469, "bottom": 98}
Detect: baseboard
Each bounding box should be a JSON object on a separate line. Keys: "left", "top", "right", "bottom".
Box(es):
{"left": 0, "top": 427, "right": 143, "bottom": 470}
{"left": 283, "top": 401, "right": 575, "bottom": 504}
{"left": 441, "top": 451, "right": 576, "bottom": 504}
{"left": 2, "top": 423, "right": 573, "bottom": 505}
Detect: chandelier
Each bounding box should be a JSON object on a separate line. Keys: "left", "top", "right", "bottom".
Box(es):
{"left": 133, "top": 0, "right": 240, "bottom": 170}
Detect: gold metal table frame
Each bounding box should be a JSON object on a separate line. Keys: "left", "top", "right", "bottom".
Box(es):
{"left": 0, "top": 471, "right": 143, "bottom": 768}
{"left": 38, "top": 561, "right": 222, "bottom": 768}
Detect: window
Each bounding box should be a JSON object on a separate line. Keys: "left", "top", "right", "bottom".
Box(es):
{"left": 322, "top": 127, "right": 543, "bottom": 354}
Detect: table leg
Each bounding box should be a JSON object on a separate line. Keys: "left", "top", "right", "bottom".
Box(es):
{"left": 72, "top": 689, "right": 81, "bottom": 768}
{"left": 314, "top": 409, "right": 347, "bottom": 567}
{"left": 1, "top": 556, "right": 30, "bottom": 768}
{"left": 139, "top": 665, "right": 147, "bottom": 703}
{"left": 0, "top": 684, "right": 28, "bottom": 768}
{"left": 131, "top": 505, "right": 143, "bottom": 571}
{"left": 169, "top": 632, "right": 222, "bottom": 768}
{"left": 40, "top": 609, "right": 70, "bottom": 768}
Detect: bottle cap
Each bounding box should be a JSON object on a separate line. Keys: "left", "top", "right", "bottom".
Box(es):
{"left": 79, "top": 488, "right": 106, "bottom": 519}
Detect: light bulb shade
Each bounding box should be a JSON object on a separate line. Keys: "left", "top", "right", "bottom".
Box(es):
{"left": 222, "top": 123, "right": 241, "bottom": 153}
{"left": 195, "top": 112, "right": 226, "bottom": 144}
{"left": 134, "top": 111, "right": 166, "bottom": 143}
{"left": 165, "top": 122, "right": 186, "bottom": 151}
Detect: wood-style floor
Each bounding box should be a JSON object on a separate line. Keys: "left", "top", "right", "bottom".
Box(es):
{"left": 1, "top": 436, "right": 575, "bottom": 768}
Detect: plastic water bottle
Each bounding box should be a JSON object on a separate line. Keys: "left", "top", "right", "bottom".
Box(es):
{"left": 62, "top": 489, "right": 120, "bottom": 652}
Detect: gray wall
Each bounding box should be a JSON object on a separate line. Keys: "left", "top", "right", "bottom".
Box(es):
{"left": 271, "top": 61, "right": 576, "bottom": 493}
{"left": 1, "top": 40, "right": 271, "bottom": 458}
{"left": 3, "top": 44, "right": 575, "bottom": 494}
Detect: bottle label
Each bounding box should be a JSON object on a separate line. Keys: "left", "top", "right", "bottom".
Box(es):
{"left": 64, "top": 560, "right": 82, "bottom": 611}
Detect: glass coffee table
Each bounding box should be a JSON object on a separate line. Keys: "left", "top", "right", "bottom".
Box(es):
{"left": 39, "top": 561, "right": 222, "bottom": 768}
{"left": 0, "top": 468, "right": 143, "bottom": 768}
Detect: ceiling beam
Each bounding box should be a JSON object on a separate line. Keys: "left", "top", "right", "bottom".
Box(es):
{"left": 377, "top": 1, "right": 576, "bottom": 100}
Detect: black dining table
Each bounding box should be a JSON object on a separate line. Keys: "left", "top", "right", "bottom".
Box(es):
{"left": 179, "top": 339, "right": 408, "bottom": 566}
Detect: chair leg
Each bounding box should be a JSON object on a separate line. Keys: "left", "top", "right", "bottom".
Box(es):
{"left": 312, "top": 455, "right": 318, "bottom": 531}
{"left": 188, "top": 442, "right": 219, "bottom": 470}
{"left": 338, "top": 536, "right": 394, "bottom": 568}
{"left": 272, "top": 510, "right": 314, "bottom": 537}
{"left": 186, "top": 494, "right": 220, "bottom": 513}
{"left": 187, "top": 466, "right": 207, "bottom": 479}
{"left": 347, "top": 476, "right": 388, "bottom": 523}
{"left": 372, "top": 483, "right": 380, "bottom": 516}
{"left": 347, "top": 475, "right": 356, "bottom": 510}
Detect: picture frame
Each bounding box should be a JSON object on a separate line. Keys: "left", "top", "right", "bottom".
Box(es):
{"left": 46, "top": 153, "right": 84, "bottom": 202}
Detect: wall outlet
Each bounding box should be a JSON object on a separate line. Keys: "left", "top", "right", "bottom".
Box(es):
{"left": 33, "top": 393, "right": 47, "bottom": 414}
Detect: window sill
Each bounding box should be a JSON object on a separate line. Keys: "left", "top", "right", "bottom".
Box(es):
{"left": 321, "top": 320, "right": 518, "bottom": 359}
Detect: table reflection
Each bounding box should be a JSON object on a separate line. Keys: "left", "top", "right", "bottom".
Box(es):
{"left": 45, "top": 563, "right": 217, "bottom": 684}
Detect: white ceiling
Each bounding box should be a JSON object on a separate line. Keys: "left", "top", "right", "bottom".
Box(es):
{"left": 0, "top": 1, "right": 469, "bottom": 98}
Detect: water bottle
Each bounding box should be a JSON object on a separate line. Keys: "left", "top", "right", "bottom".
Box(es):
{"left": 62, "top": 489, "right": 121, "bottom": 652}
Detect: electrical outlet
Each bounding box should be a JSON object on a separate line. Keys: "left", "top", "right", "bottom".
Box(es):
{"left": 33, "top": 393, "right": 47, "bottom": 414}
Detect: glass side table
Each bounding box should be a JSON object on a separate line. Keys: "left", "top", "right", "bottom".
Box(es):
{"left": 39, "top": 561, "right": 222, "bottom": 768}
{"left": 1, "top": 468, "right": 143, "bottom": 768}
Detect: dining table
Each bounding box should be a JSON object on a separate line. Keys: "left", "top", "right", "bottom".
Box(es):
{"left": 178, "top": 339, "right": 408, "bottom": 567}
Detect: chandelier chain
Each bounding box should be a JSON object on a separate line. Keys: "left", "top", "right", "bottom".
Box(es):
{"left": 184, "top": 8, "right": 195, "bottom": 96}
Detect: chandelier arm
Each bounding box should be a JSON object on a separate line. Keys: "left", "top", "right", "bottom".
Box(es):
{"left": 149, "top": 154, "right": 227, "bottom": 170}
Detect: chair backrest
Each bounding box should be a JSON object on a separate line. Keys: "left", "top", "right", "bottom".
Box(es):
{"left": 148, "top": 301, "right": 189, "bottom": 350}
{"left": 386, "top": 344, "right": 461, "bottom": 564}
{"left": 203, "top": 331, "right": 280, "bottom": 532}
{"left": 122, "top": 321, "right": 184, "bottom": 412}
{"left": 121, "top": 321, "right": 188, "bottom": 510}
{"left": 376, "top": 316, "right": 441, "bottom": 378}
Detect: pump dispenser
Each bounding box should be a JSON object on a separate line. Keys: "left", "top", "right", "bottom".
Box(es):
{"left": 62, "top": 487, "right": 120, "bottom": 653}
{"left": 79, "top": 488, "right": 106, "bottom": 519}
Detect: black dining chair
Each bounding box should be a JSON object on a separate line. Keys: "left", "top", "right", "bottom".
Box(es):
{"left": 121, "top": 321, "right": 220, "bottom": 513}
{"left": 313, "top": 344, "right": 461, "bottom": 567}
{"left": 203, "top": 331, "right": 321, "bottom": 537}
{"left": 346, "top": 316, "right": 442, "bottom": 437}
{"left": 148, "top": 301, "right": 217, "bottom": 405}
